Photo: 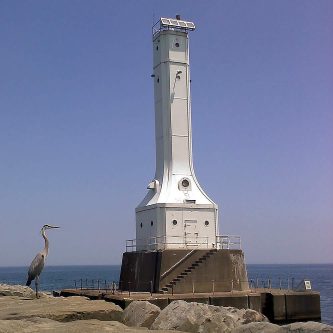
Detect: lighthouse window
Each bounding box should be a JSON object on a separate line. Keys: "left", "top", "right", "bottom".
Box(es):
{"left": 157, "top": 77, "right": 159, "bottom": 83}
{"left": 205, "top": 221, "right": 209, "bottom": 226}
{"left": 175, "top": 42, "right": 180, "bottom": 47}
{"left": 156, "top": 45, "right": 159, "bottom": 51}
{"left": 172, "top": 220, "right": 177, "bottom": 226}
{"left": 140, "top": 222, "right": 143, "bottom": 228}
{"left": 151, "top": 221, "right": 153, "bottom": 226}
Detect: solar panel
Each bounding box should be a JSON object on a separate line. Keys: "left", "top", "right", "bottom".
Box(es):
{"left": 160, "top": 17, "right": 196, "bottom": 31}
{"left": 186, "top": 22, "right": 195, "bottom": 29}
{"left": 161, "top": 18, "right": 170, "bottom": 25}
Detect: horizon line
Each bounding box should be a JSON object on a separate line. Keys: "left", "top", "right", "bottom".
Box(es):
{"left": 1, "top": 262, "right": 333, "bottom": 268}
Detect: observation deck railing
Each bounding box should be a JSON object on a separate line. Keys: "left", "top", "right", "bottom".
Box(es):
{"left": 125, "top": 235, "right": 241, "bottom": 252}
{"left": 216, "top": 235, "right": 241, "bottom": 250}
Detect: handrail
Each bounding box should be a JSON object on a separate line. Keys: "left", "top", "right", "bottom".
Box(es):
{"left": 216, "top": 235, "right": 241, "bottom": 250}
{"left": 160, "top": 249, "right": 196, "bottom": 279}
{"left": 126, "top": 235, "right": 210, "bottom": 252}
{"left": 126, "top": 235, "right": 241, "bottom": 252}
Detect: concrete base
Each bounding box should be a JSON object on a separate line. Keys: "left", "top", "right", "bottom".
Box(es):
{"left": 59, "top": 288, "right": 321, "bottom": 323}
{"left": 119, "top": 249, "right": 249, "bottom": 293}
{"left": 260, "top": 291, "right": 321, "bottom": 322}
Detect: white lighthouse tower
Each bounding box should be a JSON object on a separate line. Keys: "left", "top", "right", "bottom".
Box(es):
{"left": 120, "top": 16, "right": 248, "bottom": 294}
{"left": 135, "top": 17, "right": 218, "bottom": 250}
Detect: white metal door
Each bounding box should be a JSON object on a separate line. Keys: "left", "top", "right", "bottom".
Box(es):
{"left": 184, "top": 220, "right": 198, "bottom": 247}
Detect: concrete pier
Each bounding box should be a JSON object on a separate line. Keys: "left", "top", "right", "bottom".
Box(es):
{"left": 59, "top": 288, "right": 321, "bottom": 324}
{"left": 119, "top": 249, "right": 249, "bottom": 293}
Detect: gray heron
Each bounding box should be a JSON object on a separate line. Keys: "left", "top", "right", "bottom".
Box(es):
{"left": 26, "top": 224, "right": 60, "bottom": 297}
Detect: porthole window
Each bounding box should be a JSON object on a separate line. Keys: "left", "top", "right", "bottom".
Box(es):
{"left": 175, "top": 42, "right": 180, "bottom": 47}
{"left": 182, "top": 179, "right": 190, "bottom": 188}
{"left": 178, "top": 177, "right": 191, "bottom": 191}
{"left": 151, "top": 221, "right": 153, "bottom": 226}
{"left": 204, "top": 221, "right": 209, "bottom": 226}
{"left": 140, "top": 222, "right": 143, "bottom": 228}
{"left": 172, "top": 220, "right": 177, "bottom": 226}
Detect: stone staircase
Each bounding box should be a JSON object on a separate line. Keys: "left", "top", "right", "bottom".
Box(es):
{"left": 160, "top": 249, "right": 217, "bottom": 293}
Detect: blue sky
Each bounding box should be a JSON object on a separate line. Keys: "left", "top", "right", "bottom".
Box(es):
{"left": 0, "top": 0, "right": 332, "bottom": 266}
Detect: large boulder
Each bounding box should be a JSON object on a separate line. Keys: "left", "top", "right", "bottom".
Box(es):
{"left": 231, "top": 321, "right": 333, "bottom": 333}
{"left": 0, "top": 317, "right": 189, "bottom": 333}
{"left": 0, "top": 296, "right": 123, "bottom": 322}
{"left": 231, "top": 322, "right": 281, "bottom": 333}
{"left": 0, "top": 283, "right": 49, "bottom": 299}
{"left": 122, "top": 301, "right": 161, "bottom": 327}
{"left": 281, "top": 321, "right": 333, "bottom": 332}
{"left": 151, "top": 300, "right": 267, "bottom": 332}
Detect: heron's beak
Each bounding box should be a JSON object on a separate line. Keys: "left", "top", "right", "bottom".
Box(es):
{"left": 50, "top": 225, "right": 60, "bottom": 229}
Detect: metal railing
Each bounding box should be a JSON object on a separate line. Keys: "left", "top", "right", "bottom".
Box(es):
{"left": 216, "top": 235, "right": 241, "bottom": 250}
{"left": 160, "top": 249, "right": 196, "bottom": 279}
{"left": 73, "top": 279, "right": 118, "bottom": 293}
{"left": 126, "top": 235, "right": 210, "bottom": 252}
{"left": 126, "top": 235, "right": 241, "bottom": 252}
{"left": 71, "top": 277, "right": 311, "bottom": 296}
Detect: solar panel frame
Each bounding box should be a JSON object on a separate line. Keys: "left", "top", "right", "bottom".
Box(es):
{"left": 159, "top": 17, "right": 196, "bottom": 31}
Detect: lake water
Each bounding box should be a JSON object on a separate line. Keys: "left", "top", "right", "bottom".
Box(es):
{"left": 0, "top": 264, "right": 332, "bottom": 325}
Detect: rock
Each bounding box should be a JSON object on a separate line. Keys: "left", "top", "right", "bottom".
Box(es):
{"left": 281, "top": 321, "right": 333, "bottom": 332}
{"left": 241, "top": 309, "right": 268, "bottom": 324}
{"left": 122, "top": 301, "right": 161, "bottom": 327}
{"left": 0, "top": 318, "right": 189, "bottom": 333}
{"left": 231, "top": 321, "right": 281, "bottom": 333}
{"left": 151, "top": 300, "right": 267, "bottom": 333}
{"left": 231, "top": 321, "right": 333, "bottom": 333}
{"left": 0, "top": 283, "right": 49, "bottom": 299}
{"left": 0, "top": 295, "right": 123, "bottom": 322}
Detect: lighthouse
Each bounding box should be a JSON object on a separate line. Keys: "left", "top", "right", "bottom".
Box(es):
{"left": 135, "top": 17, "right": 218, "bottom": 251}
{"left": 120, "top": 17, "right": 248, "bottom": 294}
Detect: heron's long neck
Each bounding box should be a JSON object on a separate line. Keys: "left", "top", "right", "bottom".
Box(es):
{"left": 41, "top": 229, "right": 49, "bottom": 257}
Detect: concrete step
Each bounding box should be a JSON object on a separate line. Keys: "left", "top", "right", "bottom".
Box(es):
{"left": 162, "top": 251, "right": 219, "bottom": 292}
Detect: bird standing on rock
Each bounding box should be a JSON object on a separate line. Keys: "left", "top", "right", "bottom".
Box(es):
{"left": 26, "top": 224, "right": 60, "bottom": 298}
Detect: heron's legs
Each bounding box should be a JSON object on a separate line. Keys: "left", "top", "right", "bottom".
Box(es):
{"left": 35, "top": 276, "right": 39, "bottom": 298}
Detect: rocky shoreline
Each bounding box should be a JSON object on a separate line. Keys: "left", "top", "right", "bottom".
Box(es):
{"left": 0, "top": 284, "right": 332, "bottom": 333}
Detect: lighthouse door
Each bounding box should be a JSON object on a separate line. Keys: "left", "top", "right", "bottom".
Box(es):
{"left": 184, "top": 220, "right": 198, "bottom": 247}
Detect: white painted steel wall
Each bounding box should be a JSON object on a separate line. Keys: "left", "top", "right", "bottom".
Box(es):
{"left": 136, "top": 24, "right": 218, "bottom": 250}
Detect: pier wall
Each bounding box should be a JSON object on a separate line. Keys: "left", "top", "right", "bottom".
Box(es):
{"left": 119, "top": 249, "right": 249, "bottom": 293}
